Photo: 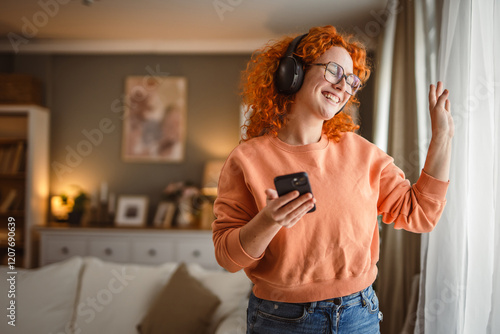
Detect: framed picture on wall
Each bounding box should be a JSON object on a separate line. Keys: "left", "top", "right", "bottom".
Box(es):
{"left": 115, "top": 195, "right": 149, "bottom": 227}
{"left": 122, "top": 76, "right": 187, "bottom": 163}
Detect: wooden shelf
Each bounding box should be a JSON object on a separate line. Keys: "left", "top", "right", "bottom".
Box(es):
{"left": 0, "top": 211, "right": 25, "bottom": 218}
{"left": 0, "top": 138, "right": 27, "bottom": 144}
{"left": 0, "top": 105, "right": 49, "bottom": 268}
{"left": 0, "top": 173, "right": 26, "bottom": 180}
{"left": 0, "top": 240, "right": 24, "bottom": 248}
{"left": 42, "top": 223, "right": 211, "bottom": 232}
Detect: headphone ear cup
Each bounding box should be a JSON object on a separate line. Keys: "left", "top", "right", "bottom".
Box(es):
{"left": 276, "top": 56, "right": 304, "bottom": 94}
{"left": 275, "top": 33, "right": 307, "bottom": 95}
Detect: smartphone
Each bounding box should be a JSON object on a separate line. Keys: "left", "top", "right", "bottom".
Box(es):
{"left": 274, "top": 172, "right": 316, "bottom": 213}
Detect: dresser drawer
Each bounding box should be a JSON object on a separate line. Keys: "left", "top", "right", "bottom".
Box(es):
{"left": 176, "top": 240, "right": 217, "bottom": 269}
{"left": 131, "top": 240, "right": 174, "bottom": 264}
{"left": 39, "top": 228, "right": 217, "bottom": 268}
{"left": 45, "top": 237, "right": 86, "bottom": 263}
{"left": 88, "top": 239, "right": 129, "bottom": 263}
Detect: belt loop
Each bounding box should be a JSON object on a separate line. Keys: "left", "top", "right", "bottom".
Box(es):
{"left": 360, "top": 289, "right": 368, "bottom": 307}
{"left": 308, "top": 301, "right": 317, "bottom": 313}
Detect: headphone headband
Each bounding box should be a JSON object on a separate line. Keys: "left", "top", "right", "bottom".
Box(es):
{"left": 284, "top": 33, "right": 307, "bottom": 59}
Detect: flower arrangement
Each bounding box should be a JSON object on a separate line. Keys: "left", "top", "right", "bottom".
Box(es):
{"left": 161, "top": 182, "right": 206, "bottom": 228}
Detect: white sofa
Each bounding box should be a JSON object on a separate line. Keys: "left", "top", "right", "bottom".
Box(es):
{"left": 1, "top": 257, "right": 251, "bottom": 334}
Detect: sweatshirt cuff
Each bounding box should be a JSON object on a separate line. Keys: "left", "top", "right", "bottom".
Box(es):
{"left": 227, "top": 228, "right": 264, "bottom": 268}
{"left": 416, "top": 169, "right": 450, "bottom": 200}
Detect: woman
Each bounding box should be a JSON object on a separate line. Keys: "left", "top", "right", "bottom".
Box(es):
{"left": 212, "top": 25, "right": 453, "bottom": 333}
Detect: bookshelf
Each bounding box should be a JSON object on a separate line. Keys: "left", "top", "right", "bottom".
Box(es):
{"left": 0, "top": 105, "right": 49, "bottom": 268}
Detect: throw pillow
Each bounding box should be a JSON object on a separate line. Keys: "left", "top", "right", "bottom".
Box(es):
{"left": 137, "top": 262, "right": 221, "bottom": 334}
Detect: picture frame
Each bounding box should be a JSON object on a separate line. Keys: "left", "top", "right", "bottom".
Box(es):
{"left": 115, "top": 195, "right": 149, "bottom": 227}
{"left": 153, "top": 201, "right": 176, "bottom": 228}
{"left": 122, "top": 76, "right": 187, "bottom": 163}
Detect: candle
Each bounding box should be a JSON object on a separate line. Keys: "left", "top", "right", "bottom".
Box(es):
{"left": 108, "top": 193, "right": 116, "bottom": 213}
{"left": 100, "top": 182, "right": 108, "bottom": 203}
{"left": 90, "top": 189, "right": 98, "bottom": 208}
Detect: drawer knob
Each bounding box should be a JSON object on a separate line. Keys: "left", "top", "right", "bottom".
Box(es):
{"left": 61, "top": 246, "right": 69, "bottom": 255}
{"left": 148, "top": 249, "right": 157, "bottom": 257}
{"left": 192, "top": 250, "right": 201, "bottom": 258}
{"left": 104, "top": 248, "right": 113, "bottom": 256}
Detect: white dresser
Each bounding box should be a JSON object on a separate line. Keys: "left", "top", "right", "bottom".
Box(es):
{"left": 38, "top": 227, "right": 219, "bottom": 269}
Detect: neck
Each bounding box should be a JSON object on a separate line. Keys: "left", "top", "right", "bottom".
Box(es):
{"left": 278, "top": 106, "right": 323, "bottom": 146}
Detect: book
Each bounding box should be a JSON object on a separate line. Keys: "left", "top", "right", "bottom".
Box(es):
{"left": 0, "top": 145, "right": 14, "bottom": 173}
{"left": 162, "top": 202, "right": 176, "bottom": 228}
{"left": 0, "top": 148, "right": 4, "bottom": 172}
{"left": 10, "top": 141, "right": 25, "bottom": 173}
{"left": 0, "top": 189, "right": 17, "bottom": 213}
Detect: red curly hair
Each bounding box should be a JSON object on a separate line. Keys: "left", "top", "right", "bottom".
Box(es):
{"left": 240, "top": 25, "right": 371, "bottom": 142}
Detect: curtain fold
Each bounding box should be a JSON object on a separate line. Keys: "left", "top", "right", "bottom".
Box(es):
{"left": 489, "top": 5, "right": 500, "bottom": 333}
{"left": 417, "top": 0, "right": 500, "bottom": 332}
{"left": 372, "top": 0, "right": 397, "bottom": 153}
{"left": 372, "top": 1, "right": 427, "bottom": 333}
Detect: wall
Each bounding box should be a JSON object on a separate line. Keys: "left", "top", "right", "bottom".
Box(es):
{"left": 3, "top": 53, "right": 250, "bottom": 222}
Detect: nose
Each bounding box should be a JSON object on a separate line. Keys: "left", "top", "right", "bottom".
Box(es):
{"left": 332, "top": 76, "right": 348, "bottom": 93}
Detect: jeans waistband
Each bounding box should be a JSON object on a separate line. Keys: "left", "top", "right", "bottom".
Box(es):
{"left": 311, "top": 285, "right": 372, "bottom": 308}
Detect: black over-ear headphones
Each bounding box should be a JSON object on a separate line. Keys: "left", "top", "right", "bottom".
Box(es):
{"left": 275, "top": 33, "right": 308, "bottom": 95}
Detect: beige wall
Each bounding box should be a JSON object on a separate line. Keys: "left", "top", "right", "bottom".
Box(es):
{"left": 6, "top": 53, "right": 249, "bottom": 222}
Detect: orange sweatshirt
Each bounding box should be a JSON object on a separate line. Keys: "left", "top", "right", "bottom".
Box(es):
{"left": 212, "top": 132, "right": 449, "bottom": 303}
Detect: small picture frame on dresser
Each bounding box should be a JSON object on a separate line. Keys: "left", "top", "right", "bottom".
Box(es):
{"left": 153, "top": 201, "right": 176, "bottom": 228}
{"left": 115, "top": 195, "right": 149, "bottom": 227}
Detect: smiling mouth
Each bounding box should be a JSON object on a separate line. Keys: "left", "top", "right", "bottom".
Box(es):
{"left": 322, "top": 92, "right": 340, "bottom": 103}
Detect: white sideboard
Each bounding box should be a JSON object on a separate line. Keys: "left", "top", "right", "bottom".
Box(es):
{"left": 38, "top": 227, "right": 220, "bottom": 270}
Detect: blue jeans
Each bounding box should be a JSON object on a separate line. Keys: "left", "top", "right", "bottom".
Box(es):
{"left": 247, "top": 285, "right": 383, "bottom": 334}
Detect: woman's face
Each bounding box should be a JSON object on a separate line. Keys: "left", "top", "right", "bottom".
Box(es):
{"left": 294, "top": 46, "right": 354, "bottom": 121}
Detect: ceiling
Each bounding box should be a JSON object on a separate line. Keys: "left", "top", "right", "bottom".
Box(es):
{"left": 0, "top": 0, "right": 388, "bottom": 53}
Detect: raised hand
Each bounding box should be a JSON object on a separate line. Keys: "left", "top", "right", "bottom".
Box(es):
{"left": 423, "top": 81, "right": 454, "bottom": 181}
{"left": 429, "top": 81, "right": 454, "bottom": 142}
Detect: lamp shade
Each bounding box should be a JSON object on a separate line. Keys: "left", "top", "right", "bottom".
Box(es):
{"left": 51, "top": 195, "right": 74, "bottom": 221}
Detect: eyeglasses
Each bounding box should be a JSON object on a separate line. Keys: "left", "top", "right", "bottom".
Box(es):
{"left": 309, "top": 62, "right": 362, "bottom": 95}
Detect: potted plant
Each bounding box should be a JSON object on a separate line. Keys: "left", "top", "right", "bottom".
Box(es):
{"left": 68, "top": 190, "right": 89, "bottom": 226}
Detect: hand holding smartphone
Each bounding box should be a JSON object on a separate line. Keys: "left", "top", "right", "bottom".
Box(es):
{"left": 274, "top": 172, "right": 316, "bottom": 213}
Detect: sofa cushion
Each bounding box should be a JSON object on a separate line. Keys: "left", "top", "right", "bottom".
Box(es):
{"left": 137, "top": 262, "right": 221, "bottom": 334}
{"left": 188, "top": 264, "right": 252, "bottom": 334}
{"left": 73, "top": 257, "right": 252, "bottom": 334}
{"left": 214, "top": 296, "right": 248, "bottom": 334}
{"left": 73, "top": 257, "right": 178, "bottom": 334}
{"left": 0, "top": 257, "right": 83, "bottom": 334}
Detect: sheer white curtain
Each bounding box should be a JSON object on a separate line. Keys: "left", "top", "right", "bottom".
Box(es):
{"left": 417, "top": 0, "right": 500, "bottom": 333}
